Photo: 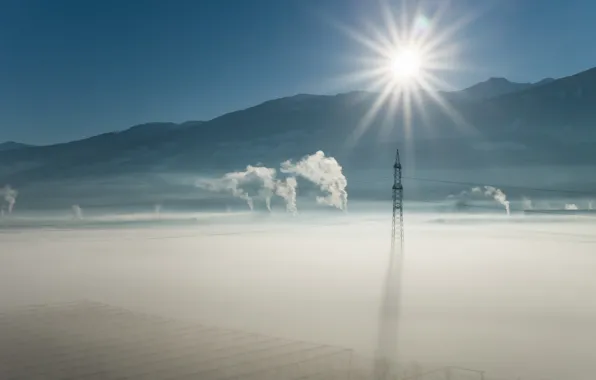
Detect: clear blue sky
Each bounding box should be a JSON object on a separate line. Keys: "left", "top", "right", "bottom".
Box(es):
{"left": 1, "top": 0, "right": 595, "bottom": 145}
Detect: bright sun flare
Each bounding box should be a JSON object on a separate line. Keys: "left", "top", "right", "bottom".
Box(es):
{"left": 391, "top": 48, "right": 422, "bottom": 80}
{"left": 332, "top": 1, "right": 475, "bottom": 144}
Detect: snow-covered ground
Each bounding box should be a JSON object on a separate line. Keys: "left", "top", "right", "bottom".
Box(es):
{"left": 1, "top": 209, "right": 595, "bottom": 379}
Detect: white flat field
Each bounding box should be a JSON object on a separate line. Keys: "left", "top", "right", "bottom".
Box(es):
{"left": 1, "top": 210, "right": 595, "bottom": 379}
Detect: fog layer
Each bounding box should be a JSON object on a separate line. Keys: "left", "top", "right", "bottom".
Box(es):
{"left": 0, "top": 210, "right": 594, "bottom": 379}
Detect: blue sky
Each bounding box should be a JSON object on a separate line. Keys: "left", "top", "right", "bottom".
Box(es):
{"left": 1, "top": 0, "right": 595, "bottom": 144}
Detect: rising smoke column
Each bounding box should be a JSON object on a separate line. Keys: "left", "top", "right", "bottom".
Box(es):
{"left": 522, "top": 196, "right": 533, "bottom": 210}
{"left": 449, "top": 185, "right": 511, "bottom": 215}
{"left": 72, "top": 205, "right": 83, "bottom": 220}
{"left": 195, "top": 166, "right": 265, "bottom": 210}
{"left": 252, "top": 166, "right": 277, "bottom": 212}
{"left": 471, "top": 186, "right": 510, "bottom": 215}
{"left": 281, "top": 151, "right": 348, "bottom": 210}
{"left": 274, "top": 177, "right": 298, "bottom": 214}
{"left": 0, "top": 185, "right": 18, "bottom": 214}
{"left": 196, "top": 165, "right": 290, "bottom": 212}
{"left": 196, "top": 151, "right": 348, "bottom": 213}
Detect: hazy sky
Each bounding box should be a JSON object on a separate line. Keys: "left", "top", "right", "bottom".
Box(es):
{"left": 1, "top": 0, "right": 595, "bottom": 144}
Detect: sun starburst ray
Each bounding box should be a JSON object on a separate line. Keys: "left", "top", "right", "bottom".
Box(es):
{"left": 347, "top": 82, "right": 396, "bottom": 146}
{"left": 379, "top": 90, "right": 402, "bottom": 139}
{"left": 417, "top": 75, "right": 476, "bottom": 134}
{"left": 327, "top": 0, "right": 478, "bottom": 148}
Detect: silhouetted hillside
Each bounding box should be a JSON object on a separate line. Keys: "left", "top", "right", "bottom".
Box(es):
{"left": 1, "top": 67, "right": 596, "bottom": 188}
{"left": 0, "top": 141, "right": 32, "bottom": 151}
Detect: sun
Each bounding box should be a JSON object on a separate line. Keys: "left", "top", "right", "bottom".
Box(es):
{"left": 391, "top": 48, "right": 422, "bottom": 80}
{"left": 329, "top": 0, "right": 477, "bottom": 145}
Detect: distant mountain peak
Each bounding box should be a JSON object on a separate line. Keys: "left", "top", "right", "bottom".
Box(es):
{"left": 486, "top": 77, "right": 512, "bottom": 83}
{"left": 125, "top": 122, "right": 177, "bottom": 132}
{"left": 446, "top": 75, "right": 559, "bottom": 102}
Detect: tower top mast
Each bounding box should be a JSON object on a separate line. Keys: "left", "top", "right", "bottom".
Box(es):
{"left": 392, "top": 149, "right": 403, "bottom": 253}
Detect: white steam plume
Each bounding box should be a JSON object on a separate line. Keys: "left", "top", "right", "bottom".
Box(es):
{"left": 274, "top": 177, "right": 298, "bottom": 214}
{"left": 72, "top": 205, "right": 83, "bottom": 220}
{"left": 254, "top": 167, "right": 277, "bottom": 211}
{"left": 281, "top": 151, "right": 348, "bottom": 211}
{"left": 196, "top": 166, "right": 283, "bottom": 212}
{"left": 565, "top": 203, "right": 578, "bottom": 210}
{"left": 450, "top": 185, "right": 510, "bottom": 215}
{"left": 0, "top": 185, "right": 18, "bottom": 214}
{"left": 473, "top": 186, "right": 510, "bottom": 215}
{"left": 522, "top": 196, "right": 533, "bottom": 210}
{"left": 196, "top": 151, "right": 347, "bottom": 213}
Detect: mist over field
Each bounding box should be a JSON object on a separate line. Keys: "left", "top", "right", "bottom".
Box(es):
{"left": 1, "top": 207, "right": 594, "bottom": 379}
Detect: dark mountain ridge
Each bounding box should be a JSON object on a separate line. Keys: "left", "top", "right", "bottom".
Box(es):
{"left": 1, "top": 67, "right": 595, "bottom": 189}
{"left": 0, "top": 141, "right": 33, "bottom": 152}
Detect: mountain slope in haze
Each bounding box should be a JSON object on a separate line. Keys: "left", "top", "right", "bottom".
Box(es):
{"left": 1, "top": 67, "right": 596, "bottom": 188}
{"left": 443, "top": 77, "right": 556, "bottom": 101}
{"left": 0, "top": 141, "right": 32, "bottom": 151}
{"left": 466, "top": 67, "right": 596, "bottom": 138}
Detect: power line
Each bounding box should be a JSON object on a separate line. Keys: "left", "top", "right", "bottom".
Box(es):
{"left": 346, "top": 175, "right": 596, "bottom": 197}
{"left": 409, "top": 197, "right": 596, "bottom": 216}
{"left": 402, "top": 176, "right": 596, "bottom": 196}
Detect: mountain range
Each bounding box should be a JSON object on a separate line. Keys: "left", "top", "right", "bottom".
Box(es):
{"left": 1, "top": 67, "right": 595, "bottom": 209}
{"left": 0, "top": 141, "right": 33, "bottom": 152}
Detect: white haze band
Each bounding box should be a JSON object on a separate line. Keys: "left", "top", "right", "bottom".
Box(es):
{"left": 196, "top": 151, "right": 348, "bottom": 214}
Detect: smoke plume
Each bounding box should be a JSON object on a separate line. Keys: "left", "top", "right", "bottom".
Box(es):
{"left": 473, "top": 186, "right": 510, "bottom": 215}
{"left": 197, "top": 165, "right": 292, "bottom": 212}
{"left": 72, "top": 205, "right": 83, "bottom": 220}
{"left": 522, "top": 196, "right": 533, "bottom": 210}
{"left": 0, "top": 185, "right": 18, "bottom": 214}
{"left": 196, "top": 166, "right": 270, "bottom": 211}
{"left": 450, "top": 185, "right": 510, "bottom": 215}
{"left": 565, "top": 203, "right": 579, "bottom": 210}
{"left": 196, "top": 151, "right": 347, "bottom": 213}
{"left": 589, "top": 201, "right": 593, "bottom": 210}
{"left": 154, "top": 204, "right": 162, "bottom": 218}
{"left": 274, "top": 177, "right": 298, "bottom": 215}
{"left": 281, "top": 151, "right": 348, "bottom": 211}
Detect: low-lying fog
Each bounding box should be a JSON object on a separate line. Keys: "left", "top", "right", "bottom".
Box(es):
{"left": 1, "top": 206, "right": 595, "bottom": 379}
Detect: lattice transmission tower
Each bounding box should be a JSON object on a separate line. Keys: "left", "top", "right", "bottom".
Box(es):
{"left": 391, "top": 149, "right": 403, "bottom": 253}
{"left": 374, "top": 148, "right": 404, "bottom": 380}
